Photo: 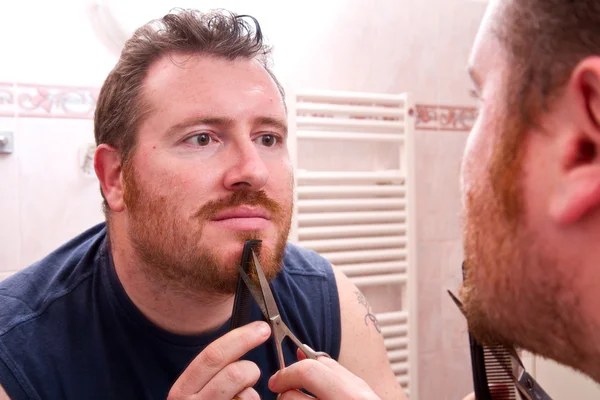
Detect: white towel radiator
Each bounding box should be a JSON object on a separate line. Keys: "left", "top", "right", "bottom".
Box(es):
{"left": 286, "top": 89, "right": 417, "bottom": 397}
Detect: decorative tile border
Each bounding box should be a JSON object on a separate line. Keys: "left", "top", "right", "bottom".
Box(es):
{"left": 0, "top": 83, "right": 15, "bottom": 117}
{"left": 0, "top": 83, "right": 477, "bottom": 132}
{"left": 415, "top": 104, "right": 478, "bottom": 132}
{"left": 0, "top": 82, "right": 99, "bottom": 119}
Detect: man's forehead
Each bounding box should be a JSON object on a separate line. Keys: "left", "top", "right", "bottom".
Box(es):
{"left": 468, "top": 0, "right": 505, "bottom": 82}
{"left": 142, "top": 52, "right": 285, "bottom": 113}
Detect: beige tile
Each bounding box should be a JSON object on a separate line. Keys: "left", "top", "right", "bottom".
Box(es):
{"left": 9, "top": 0, "right": 115, "bottom": 87}
{"left": 441, "top": 240, "right": 465, "bottom": 289}
{"left": 443, "top": 346, "right": 473, "bottom": 400}
{"left": 437, "top": 240, "right": 469, "bottom": 351}
{"left": 0, "top": 270, "right": 16, "bottom": 282}
{"left": 441, "top": 289, "right": 470, "bottom": 352}
{"left": 417, "top": 259, "right": 443, "bottom": 355}
{"left": 415, "top": 131, "right": 469, "bottom": 241}
{"left": 17, "top": 118, "right": 104, "bottom": 268}
{"left": 0, "top": 117, "right": 19, "bottom": 272}
{"left": 435, "top": 0, "right": 488, "bottom": 105}
{"left": 418, "top": 350, "right": 447, "bottom": 400}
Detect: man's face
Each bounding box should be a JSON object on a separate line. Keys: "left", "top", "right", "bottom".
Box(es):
{"left": 460, "top": 0, "right": 599, "bottom": 372}
{"left": 122, "top": 54, "right": 293, "bottom": 295}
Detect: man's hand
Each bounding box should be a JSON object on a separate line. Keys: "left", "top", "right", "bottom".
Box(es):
{"left": 167, "top": 321, "right": 271, "bottom": 400}
{"left": 268, "top": 350, "right": 381, "bottom": 400}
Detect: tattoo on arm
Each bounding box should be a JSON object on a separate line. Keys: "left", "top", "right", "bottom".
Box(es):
{"left": 355, "top": 290, "right": 381, "bottom": 334}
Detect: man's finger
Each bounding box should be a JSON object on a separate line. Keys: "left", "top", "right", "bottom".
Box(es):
{"left": 234, "top": 386, "right": 261, "bottom": 400}
{"left": 295, "top": 350, "right": 354, "bottom": 381}
{"left": 171, "top": 321, "right": 271, "bottom": 396}
{"left": 268, "top": 359, "right": 350, "bottom": 400}
{"left": 277, "top": 389, "right": 313, "bottom": 400}
{"left": 198, "top": 360, "right": 261, "bottom": 400}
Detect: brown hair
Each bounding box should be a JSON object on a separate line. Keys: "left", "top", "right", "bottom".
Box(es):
{"left": 495, "top": 1, "right": 600, "bottom": 127}
{"left": 94, "top": 9, "right": 284, "bottom": 213}
{"left": 488, "top": 1, "right": 600, "bottom": 219}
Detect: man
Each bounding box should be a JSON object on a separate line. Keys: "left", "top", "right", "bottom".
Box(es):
{"left": 0, "top": 10, "right": 404, "bottom": 400}
{"left": 460, "top": 0, "right": 600, "bottom": 396}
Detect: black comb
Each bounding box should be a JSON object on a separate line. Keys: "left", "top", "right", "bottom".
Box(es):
{"left": 230, "top": 239, "right": 262, "bottom": 330}
{"left": 458, "top": 262, "right": 517, "bottom": 400}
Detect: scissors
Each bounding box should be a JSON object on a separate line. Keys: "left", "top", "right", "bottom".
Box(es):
{"left": 448, "top": 290, "right": 552, "bottom": 400}
{"left": 235, "top": 249, "right": 331, "bottom": 370}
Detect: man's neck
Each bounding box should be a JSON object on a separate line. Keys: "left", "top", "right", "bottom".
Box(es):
{"left": 109, "top": 229, "right": 235, "bottom": 336}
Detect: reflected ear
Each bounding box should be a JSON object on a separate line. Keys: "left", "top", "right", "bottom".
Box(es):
{"left": 94, "top": 144, "right": 125, "bottom": 212}
{"left": 550, "top": 58, "right": 600, "bottom": 225}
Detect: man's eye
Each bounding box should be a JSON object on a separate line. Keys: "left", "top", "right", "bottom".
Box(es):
{"left": 188, "top": 133, "right": 212, "bottom": 146}
{"left": 256, "top": 134, "right": 278, "bottom": 147}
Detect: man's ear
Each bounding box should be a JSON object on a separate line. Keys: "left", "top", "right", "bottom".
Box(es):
{"left": 550, "top": 57, "right": 600, "bottom": 225}
{"left": 94, "top": 144, "right": 126, "bottom": 212}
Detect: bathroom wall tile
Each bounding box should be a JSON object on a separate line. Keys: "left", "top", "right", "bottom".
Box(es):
{"left": 9, "top": 0, "right": 116, "bottom": 87}
{"left": 441, "top": 240, "right": 465, "bottom": 289}
{"left": 12, "top": 84, "right": 98, "bottom": 120}
{"left": 16, "top": 117, "right": 103, "bottom": 269}
{"left": 416, "top": 304, "right": 444, "bottom": 355}
{"left": 415, "top": 105, "right": 439, "bottom": 131}
{"left": 282, "top": 0, "right": 442, "bottom": 102}
{"left": 436, "top": 0, "right": 487, "bottom": 105}
{"left": 0, "top": 2, "right": 20, "bottom": 85}
{"left": 416, "top": 295, "right": 443, "bottom": 355}
{"left": 441, "top": 285, "right": 470, "bottom": 352}
{"left": 0, "top": 83, "right": 16, "bottom": 118}
{"left": 415, "top": 130, "right": 469, "bottom": 242}
{"left": 418, "top": 350, "right": 448, "bottom": 400}
{"left": 400, "top": 0, "right": 442, "bottom": 105}
{"left": 417, "top": 240, "right": 461, "bottom": 289}
{"left": 416, "top": 245, "right": 444, "bottom": 355}
{"left": 0, "top": 117, "right": 20, "bottom": 272}
{"left": 0, "top": 271, "right": 16, "bottom": 282}
{"left": 521, "top": 351, "right": 535, "bottom": 374}
{"left": 415, "top": 104, "right": 478, "bottom": 133}
{"left": 443, "top": 346, "right": 473, "bottom": 400}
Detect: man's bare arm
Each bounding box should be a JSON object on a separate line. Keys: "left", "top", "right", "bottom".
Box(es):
{"left": 333, "top": 266, "right": 408, "bottom": 400}
{"left": 0, "top": 384, "right": 10, "bottom": 400}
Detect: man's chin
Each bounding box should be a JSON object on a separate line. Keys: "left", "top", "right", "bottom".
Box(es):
{"left": 460, "top": 282, "right": 514, "bottom": 347}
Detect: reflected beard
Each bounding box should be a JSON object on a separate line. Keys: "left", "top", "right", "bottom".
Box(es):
{"left": 460, "top": 126, "right": 589, "bottom": 373}
{"left": 122, "top": 164, "right": 292, "bottom": 295}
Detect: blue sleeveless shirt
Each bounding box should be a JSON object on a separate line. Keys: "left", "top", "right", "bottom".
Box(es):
{"left": 0, "top": 223, "right": 341, "bottom": 400}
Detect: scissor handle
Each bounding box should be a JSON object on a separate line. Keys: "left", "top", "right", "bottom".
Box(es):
{"left": 275, "top": 321, "right": 331, "bottom": 362}
{"left": 517, "top": 371, "right": 552, "bottom": 400}
{"left": 299, "top": 343, "right": 331, "bottom": 360}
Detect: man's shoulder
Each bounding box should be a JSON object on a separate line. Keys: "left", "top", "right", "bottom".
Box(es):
{"left": 282, "top": 242, "right": 332, "bottom": 277}
{"left": 0, "top": 222, "right": 108, "bottom": 336}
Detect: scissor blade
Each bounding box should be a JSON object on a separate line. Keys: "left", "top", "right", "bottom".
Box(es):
{"left": 234, "top": 263, "right": 270, "bottom": 320}
{"left": 447, "top": 290, "right": 467, "bottom": 317}
{"left": 251, "top": 250, "right": 281, "bottom": 321}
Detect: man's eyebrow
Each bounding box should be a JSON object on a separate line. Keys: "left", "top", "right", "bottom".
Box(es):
{"left": 165, "top": 116, "right": 235, "bottom": 137}
{"left": 164, "top": 116, "right": 288, "bottom": 137}
{"left": 468, "top": 65, "right": 482, "bottom": 89}
{"left": 255, "top": 116, "right": 288, "bottom": 136}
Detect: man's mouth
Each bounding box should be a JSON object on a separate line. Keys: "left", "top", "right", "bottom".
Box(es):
{"left": 211, "top": 206, "right": 272, "bottom": 231}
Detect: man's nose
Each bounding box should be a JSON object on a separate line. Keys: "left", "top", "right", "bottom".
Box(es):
{"left": 222, "top": 141, "right": 269, "bottom": 191}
